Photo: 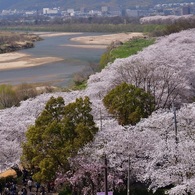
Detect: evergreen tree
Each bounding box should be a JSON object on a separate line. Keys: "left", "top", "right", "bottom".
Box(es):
{"left": 103, "top": 82, "right": 155, "bottom": 125}
{"left": 21, "top": 96, "right": 98, "bottom": 181}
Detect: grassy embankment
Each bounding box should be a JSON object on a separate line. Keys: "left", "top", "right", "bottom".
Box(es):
{"left": 72, "top": 37, "right": 155, "bottom": 90}
{"left": 99, "top": 37, "right": 155, "bottom": 69}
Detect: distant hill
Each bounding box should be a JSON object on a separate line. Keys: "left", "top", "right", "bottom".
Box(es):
{"left": 0, "top": 0, "right": 194, "bottom": 10}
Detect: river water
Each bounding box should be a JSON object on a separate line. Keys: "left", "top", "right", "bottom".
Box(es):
{"left": 0, "top": 33, "right": 106, "bottom": 87}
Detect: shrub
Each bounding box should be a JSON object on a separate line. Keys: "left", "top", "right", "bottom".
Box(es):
{"left": 0, "top": 84, "right": 18, "bottom": 109}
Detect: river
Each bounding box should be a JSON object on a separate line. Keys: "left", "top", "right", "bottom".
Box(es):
{"left": 0, "top": 32, "right": 106, "bottom": 87}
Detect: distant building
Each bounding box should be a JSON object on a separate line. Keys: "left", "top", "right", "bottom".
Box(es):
{"left": 43, "top": 8, "right": 49, "bottom": 15}
{"left": 25, "top": 11, "right": 35, "bottom": 15}
{"left": 43, "top": 8, "right": 58, "bottom": 15}
{"left": 173, "top": 8, "right": 182, "bottom": 16}
{"left": 138, "top": 10, "right": 150, "bottom": 17}
{"left": 109, "top": 10, "right": 122, "bottom": 16}
{"left": 88, "top": 10, "right": 102, "bottom": 16}
{"left": 164, "top": 9, "right": 174, "bottom": 16}
{"left": 182, "top": 6, "right": 191, "bottom": 15}
{"left": 101, "top": 6, "right": 108, "bottom": 13}
{"left": 125, "top": 9, "right": 139, "bottom": 17}
{"left": 108, "top": 7, "right": 122, "bottom": 16}
{"left": 67, "top": 9, "right": 75, "bottom": 16}
{"left": 191, "top": 5, "right": 195, "bottom": 14}
{"left": 1, "top": 9, "right": 16, "bottom": 15}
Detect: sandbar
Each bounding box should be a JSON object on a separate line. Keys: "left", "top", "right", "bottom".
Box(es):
{"left": 70, "top": 32, "right": 144, "bottom": 46}
{"left": 0, "top": 32, "right": 81, "bottom": 70}
{"left": 34, "top": 32, "right": 83, "bottom": 38}
{"left": 0, "top": 52, "right": 63, "bottom": 70}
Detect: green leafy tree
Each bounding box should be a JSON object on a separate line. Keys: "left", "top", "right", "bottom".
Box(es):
{"left": 103, "top": 82, "right": 155, "bottom": 125}
{"left": 21, "top": 96, "right": 98, "bottom": 182}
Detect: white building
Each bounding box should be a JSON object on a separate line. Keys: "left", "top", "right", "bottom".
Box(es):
{"left": 25, "top": 11, "right": 35, "bottom": 15}
{"left": 67, "top": 9, "right": 75, "bottom": 15}
{"left": 43, "top": 8, "right": 58, "bottom": 15}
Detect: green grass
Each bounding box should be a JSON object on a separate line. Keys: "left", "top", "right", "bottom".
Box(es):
{"left": 110, "top": 38, "right": 155, "bottom": 60}
{"left": 99, "top": 37, "right": 155, "bottom": 69}
{"left": 70, "top": 80, "right": 88, "bottom": 91}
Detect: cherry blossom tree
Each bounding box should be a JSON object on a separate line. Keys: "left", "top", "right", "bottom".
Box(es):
{"left": 140, "top": 15, "right": 195, "bottom": 25}
{"left": 1, "top": 29, "right": 195, "bottom": 194}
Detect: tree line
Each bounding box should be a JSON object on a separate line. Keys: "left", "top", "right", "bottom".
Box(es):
{"left": 1, "top": 15, "right": 195, "bottom": 36}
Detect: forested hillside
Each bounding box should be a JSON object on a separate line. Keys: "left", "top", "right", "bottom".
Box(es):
{"left": 1, "top": 28, "right": 195, "bottom": 194}
{"left": 0, "top": 0, "right": 194, "bottom": 10}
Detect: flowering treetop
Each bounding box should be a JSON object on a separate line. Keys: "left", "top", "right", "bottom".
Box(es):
{"left": 1, "top": 29, "right": 195, "bottom": 194}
